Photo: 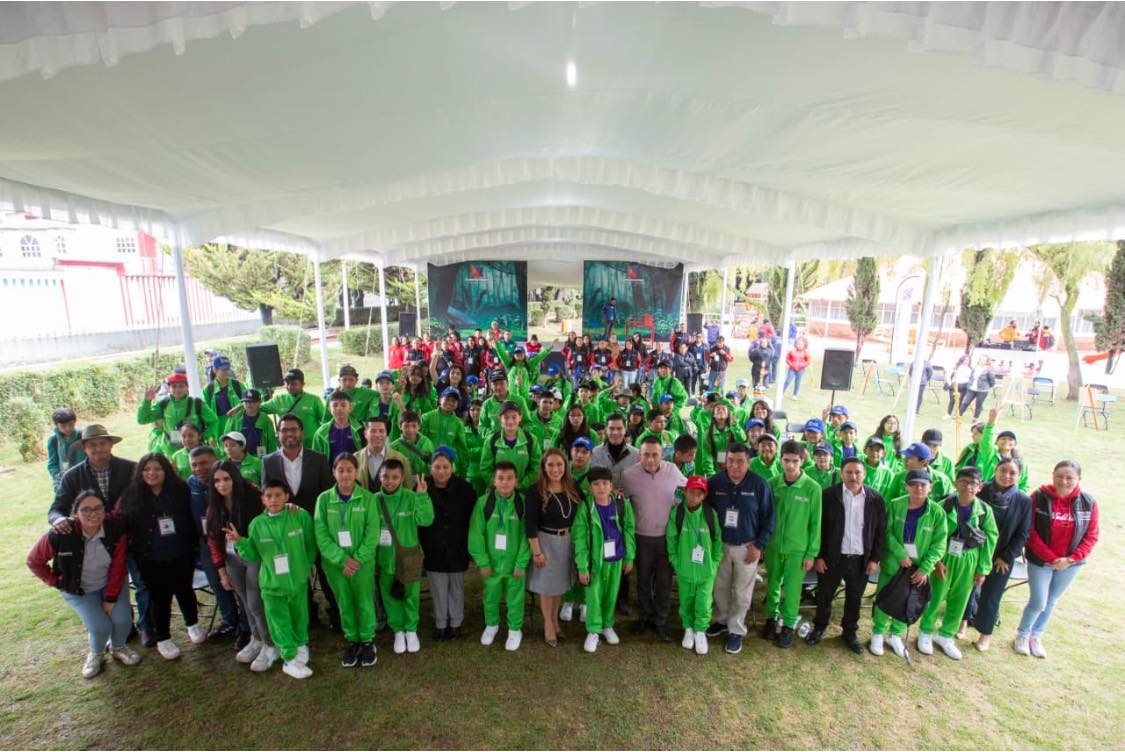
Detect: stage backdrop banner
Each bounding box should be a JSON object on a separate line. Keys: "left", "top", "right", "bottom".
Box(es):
{"left": 583, "top": 261, "right": 683, "bottom": 340}
{"left": 428, "top": 261, "right": 528, "bottom": 341}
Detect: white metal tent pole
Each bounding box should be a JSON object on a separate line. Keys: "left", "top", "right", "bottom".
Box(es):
{"left": 171, "top": 241, "right": 202, "bottom": 397}
{"left": 313, "top": 257, "right": 331, "bottom": 391}
{"left": 681, "top": 270, "right": 690, "bottom": 322}
{"left": 774, "top": 260, "right": 797, "bottom": 408}
{"left": 903, "top": 254, "right": 944, "bottom": 443}
{"left": 413, "top": 264, "right": 422, "bottom": 330}
{"left": 378, "top": 260, "right": 390, "bottom": 366}
{"left": 341, "top": 260, "right": 350, "bottom": 330}
{"left": 719, "top": 264, "right": 729, "bottom": 334}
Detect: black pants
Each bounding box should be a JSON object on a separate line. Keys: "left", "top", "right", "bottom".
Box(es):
{"left": 750, "top": 357, "right": 766, "bottom": 386}
{"left": 813, "top": 555, "right": 868, "bottom": 636}
{"left": 947, "top": 382, "right": 969, "bottom": 415}
{"left": 914, "top": 381, "right": 928, "bottom": 414}
{"left": 138, "top": 553, "right": 198, "bottom": 641}
{"left": 964, "top": 561, "right": 1014, "bottom": 635}
{"left": 960, "top": 389, "right": 989, "bottom": 419}
{"left": 634, "top": 534, "right": 673, "bottom": 627}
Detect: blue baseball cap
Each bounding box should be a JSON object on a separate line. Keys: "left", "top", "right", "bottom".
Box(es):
{"left": 660, "top": 394, "right": 675, "bottom": 404}
{"left": 735, "top": 378, "right": 749, "bottom": 388}
{"left": 840, "top": 420, "right": 858, "bottom": 432}
{"left": 745, "top": 418, "right": 765, "bottom": 430}
{"left": 572, "top": 437, "right": 593, "bottom": 451}
{"left": 432, "top": 444, "right": 457, "bottom": 463}
{"left": 725, "top": 391, "right": 737, "bottom": 399}
{"left": 211, "top": 355, "right": 231, "bottom": 370}
{"left": 546, "top": 363, "right": 560, "bottom": 376}
{"left": 803, "top": 418, "right": 825, "bottom": 434}
{"left": 440, "top": 387, "right": 460, "bottom": 400}
{"left": 530, "top": 385, "right": 545, "bottom": 394}
{"left": 813, "top": 442, "right": 833, "bottom": 455}
{"left": 465, "top": 374, "right": 480, "bottom": 385}
{"left": 513, "top": 347, "right": 525, "bottom": 355}
{"left": 829, "top": 405, "right": 848, "bottom": 416}
{"left": 375, "top": 370, "right": 394, "bottom": 383}
{"left": 902, "top": 442, "right": 932, "bottom": 462}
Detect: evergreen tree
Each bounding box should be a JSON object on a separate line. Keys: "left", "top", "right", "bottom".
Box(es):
{"left": 845, "top": 257, "right": 880, "bottom": 358}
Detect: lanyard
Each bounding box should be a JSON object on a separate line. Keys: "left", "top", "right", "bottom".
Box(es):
{"left": 336, "top": 490, "right": 352, "bottom": 531}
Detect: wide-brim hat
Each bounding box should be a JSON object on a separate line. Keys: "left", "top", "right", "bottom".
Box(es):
{"left": 81, "top": 424, "right": 122, "bottom": 445}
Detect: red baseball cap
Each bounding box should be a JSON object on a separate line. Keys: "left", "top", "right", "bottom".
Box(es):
{"left": 166, "top": 372, "right": 188, "bottom": 385}
{"left": 685, "top": 475, "right": 708, "bottom": 493}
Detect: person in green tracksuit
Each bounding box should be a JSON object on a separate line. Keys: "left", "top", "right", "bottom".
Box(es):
{"left": 391, "top": 410, "right": 436, "bottom": 481}
{"left": 477, "top": 402, "right": 542, "bottom": 491}
{"left": 862, "top": 438, "right": 893, "bottom": 498}
{"left": 258, "top": 368, "right": 326, "bottom": 449}
{"left": 976, "top": 408, "right": 1031, "bottom": 491}
{"left": 916, "top": 466, "right": 999, "bottom": 661}
{"left": 420, "top": 390, "right": 467, "bottom": 474}
{"left": 696, "top": 403, "right": 746, "bottom": 477}
{"left": 573, "top": 467, "right": 636, "bottom": 654}
{"left": 667, "top": 475, "right": 723, "bottom": 656}
{"left": 568, "top": 382, "right": 605, "bottom": 427}
{"left": 223, "top": 389, "right": 278, "bottom": 458}
{"left": 762, "top": 441, "right": 823, "bottom": 647}
{"left": 496, "top": 341, "right": 556, "bottom": 387}
{"left": 463, "top": 400, "right": 486, "bottom": 494}
{"left": 870, "top": 469, "right": 947, "bottom": 659}
{"left": 527, "top": 391, "right": 564, "bottom": 449}
{"left": 138, "top": 372, "right": 220, "bottom": 453}
{"left": 650, "top": 360, "right": 688, "bottom": 410}
{"left": 807, "top": 444, "right": 841, "bottom": 490}
{"left": 921, "top": 428, "right": 954, "bottom": 481}
{"left": 220, "top": 432, "right": 262, "bottom": 484}
{"left": 373, "top": 459, "right": 435, "bottom": 654}
{"left": 480, "top": 372, "right": 531, "bottom": 436}
{"left": 400, "top": 366, "right": 438, "bottom": 417}
{"left": 468, "top": 462, "right": 532, "bottom": 651}
{"left": 831, "top": 421, "right": 861, "bottom": 467}
{"left": 635, "top": 410, "right": 676, "bottom": 452}
{"left": 656, "top": 395, "right": 688, "bottom": 436}
{"left": 227, "top": 479, "right": 318, "bottom": 679}
{"left": 202, "top": 355, "right": 244, "bottom": 419}
{"left": 559, "top": 437, "right": 595, "bottom": 623}
{"left": 169, "top": 421, "right": 206, "bottom": 479}
{"left": 748, "top": 434, "right": 781, "bottom": 481}
{"left": 337, "top": 364, "right": 378, "bottom": 424}
{"left": 314, "top": 453, "right": 381, "bottom": 668}
{"left": 954, "top": 422, "right": 986, "bottom": 474}
{"left": 312, "top": 392, "right": 365, "bottom": 465}
{"left": 884, "top": 442, "right": 953, "bottom": 505}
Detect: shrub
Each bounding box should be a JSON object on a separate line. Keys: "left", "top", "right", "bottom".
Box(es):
{"left": 553, "top": 302, "right": 577, "bottom": 322}
{"left": 527, "top": 302, "right": 547, "bottom": 327}
{"left": 338, "top": 325, "right": 386, "bottom": 356}
{"left": 8, "top": 396, "right": 46, "bottom": 462}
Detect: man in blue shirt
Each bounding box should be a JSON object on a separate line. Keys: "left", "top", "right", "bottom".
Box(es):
{"left": 704, "top": 442, "right": 774, "bottom": 654}
{"left": 601, "top": 297, "right": 618, "bottom": 341}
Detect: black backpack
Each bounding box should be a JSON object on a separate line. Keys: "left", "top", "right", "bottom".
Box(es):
{"left": 675, "top": 502, "right": 717, "bottom": 539}
{"left": 159, "top": 396, "right": 208, "bottom": 433}
{"left": 875, "top": 565, "right": 931, "bottom": 624}
{"left": 482, "top": 489, "right": 525, "bottom": 521}
{"left": 488, "top": 427, "right": 534, "bottom": 459}
{"left": 204, "top": 379, "right": 243, "bottom": 402}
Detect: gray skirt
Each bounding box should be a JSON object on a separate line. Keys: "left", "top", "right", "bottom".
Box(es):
{"left": 527, "top": 531, "right": 576, "bottom": 596}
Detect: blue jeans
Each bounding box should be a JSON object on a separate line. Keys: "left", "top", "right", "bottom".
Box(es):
{"left": 707, "top": 370, "right": 726, "bottom": 393}
{"left": 621, "top": 370, "right": 639, "bottom": 388}
{"left": 1017, "top": 561, "right": 1084, "bottom": 636}
{"left": 198, "top": 541, "right": 240, "bottom": 629}
{"left": 61, "top": 588, "right": 133, "bottom": 654}
{"left": 783, "top": 368, "right": 804, "bottom": 396}
{"left": 126, "top": 555, "right": 151, "bottom": 633}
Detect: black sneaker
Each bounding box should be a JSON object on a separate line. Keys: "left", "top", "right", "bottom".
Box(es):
{"left": 804, "top": 628, "right": 824, "bottom": 647}
{"left": 208, "top": 623, "right": 236, "bottom": 640}
{"left": 843, "top": 633, "right": 864, "bottom": 654}
{"left": 234, "top": 631, "right": 252, "bottom": 650}
{"left": 654, "top": 624, "right": 673, "bottom": 642}
{"left": 448, "top": 626, "right": 462, "bottom": 640}
{"left": 629, "top": 620, "right": 649, "bottom": 635}
{"left": 760, "top": 618, "right": 778, "bottom": 641}
{"left": 359, "top": 641, "right": 377, "bottom": 667}
{"left": 705, "top": 622, "right": 727, "bottom": 637}
{"left": 340, "top": 642, "right": 361, "bottom": 667}
{"left": 775, "top": 626, "right": 794, "bottom": 649}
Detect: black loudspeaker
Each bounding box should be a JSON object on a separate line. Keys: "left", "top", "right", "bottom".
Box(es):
{"left": 820, "top": 348, "right": 855, "bottom": 391}
{"left": 686, "top": 313, "right": 704, "bottom": 336}
{"left": 539, "top": 351, "right": 569, "bottom": 381}
{"left": 398, "top": 312, "right": 417, "bottom": 338}
{"left": 245, "top": 344, "right": 283, "bottom": 389}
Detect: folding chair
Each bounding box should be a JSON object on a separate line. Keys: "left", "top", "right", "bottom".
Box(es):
{"left": 1029, "top": 376, "right": 1055, "bottom": 406}
{"left": 1080, "top": 384, "right": 1116, "bottom": 428}
{"left": 927, "top": 366, "right": 947, "bottom": 404}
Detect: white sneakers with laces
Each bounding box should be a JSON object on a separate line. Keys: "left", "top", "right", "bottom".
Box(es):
{"left": 682, "top": 629, "right": 695, "bottom": 650}
{"left": 559, "top": 603, "right": 574, "bottom": 622}
{"left": 393, "top": 632, "right": 407, "bottom": 654}
{"left": 481, "top": 625, "right": 499, "bottom": 646}
{"left": 250, "top": 645, "right": 279, "bottom": 672}
{"left": 236, "top": 638, "right": 263, "bottom": 664}
{"left": 156, "top": 639, "right": 181, "bottom": 660}
{"left": 504, "top": 630, "right": 523, "bottom": 651}
{"left": 1014, "top": 632, "right": 1031, "bottom": 655}
{"left": 110, "top": 645, "right": 141, "bottom": 666}
{"left": 405, "top": 632, "right": 421, "bottom": 653}
{"left": 186, "top": 623, "right": 207, "bottom": 644}
{"left": 888, "top": 635, "right": 907, "bottom": 659}
{"left": 1029, "top": 636, "right": 1047, "bottom": 659}
{"left": 869, "top": 634, "right": 885, "bottom": 656}
{"left": 82, "top": 652, "right": 104, "bottom": 678}
{"left": 601, "top": 628, "right": 620, "bottom": 645}
{"left": 296, "top": 645, "right": 309, "bottom": 664}
{"left": 584, "top": 633, "right": 599, "bottom": 653}
{"left": 916, "top": 633, "right": 934, "bottom": 656}
{"left": 693, "top": 632, "right": 709, "bottom": 656}
{"left": 932, "top": 635, "right": 963, "bottom": 660}
{"left": 282, "top": 659, "right": 312, "bottom": 679}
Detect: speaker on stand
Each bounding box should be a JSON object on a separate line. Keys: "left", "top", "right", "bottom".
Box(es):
{"left": 245, "top": 344, "right": 284, "bottom": 390}
{"left": 819, "top": 348, "right": 855, "bottom": 409}
{"left": 398, "top": 312, "right": 417, "bottom": 338}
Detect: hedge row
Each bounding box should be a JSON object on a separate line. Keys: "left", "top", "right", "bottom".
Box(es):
{"left": 338, "top": 325, "right": 386, "bottom": 356}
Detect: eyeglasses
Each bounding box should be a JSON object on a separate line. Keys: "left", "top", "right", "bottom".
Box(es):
{"left": 77, "top": 507, "right": 105, "bottom": 515}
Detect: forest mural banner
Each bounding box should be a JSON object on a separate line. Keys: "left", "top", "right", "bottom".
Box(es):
{"left": 427, "top": 261, "right": 528, "bottom": 340}
{"left": 582, "top": 261, "right": 683, "bottom": 340}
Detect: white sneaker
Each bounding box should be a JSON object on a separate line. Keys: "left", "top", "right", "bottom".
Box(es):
{"left": 559, "top": 603, "right": 574, "bottom": 622}
{"left": 694, "top": 632, "right": 709, "bottom": 656}
{"left": 186, "top": 623, "right": 207, "bottom": 645}
{"left": 916, "top": 633, "right": 934, "bottom": 656}
{"left": 156, "top": 639, "right": 181, "bottom": 660}
{"left": 888, "top": 635, "right": 907, "bottom": 658}
{"left": 1029, "top": 636, "right": 1047, "bottom": 659}
{"left": 933, "top": 635, "right": 963, "bottom": 661}
{"left": 584, "top": 633, "right": 599, "bottom": 653}
{"left": 82, "top": 652, "right": 104, "bottom": 679}
{"left": 393, "top": 632, "right": 407, "bottom": 654}
{"left": 110, "top": 645, "right": 141, "bottom": 666}
{"left": 601, "top": 627, "right": 620, "bottom": 645}
{"left": 481, "top": 625, "right": 499, "bottom": 646}
{"left": 296, "top": 645, "right": 309, "bottom": 665}
{"left": 406, "top": 632, "right": 421, "bottom": 653}
{"left": 282, "top": 659, "right": 312, "bottom": 679}
{"left": 1013, "top": 632, "right": 1031, "bottom": 655}
{"left": 682, "top": 629, "right": 695, "bottom": 650}
{"left": 870, "top": 634, "right": 885, "bottom": 656}
{"left": 505, "top": 630, "right": 523, "bottom": 652}
{"left": 236, "top": 638, "right": 263, "bottom": 664}
{"left": 579, "top": 604, "right": 587, "bottom": 623}
{"left": 250, "top": 645, "right": 279, "bottom": 672}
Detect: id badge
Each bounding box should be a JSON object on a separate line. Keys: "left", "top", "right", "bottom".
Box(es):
{"left": 948, "top": 539, "right": 964, "bottom": 557}
{"left": 691, "top": 545, "right": 706, "bottom": 564}
{"left": 717, "top": 451, "right": 727, "bottom": 465}
{"left": 724, "top": 508, "right": 739, "bottom": 528}
{"left": 379, "top": 528, "right": 392, "bottom": 546}
{"left": 494, "top": 533, "right": 508, "bottom": 551}
{"left": 338, "top": 530, "right": 353, "bottom": 548}
{"left": 905, "top": 542, "right": 918, "bottom": 559}
{"left": 169, "top": 429, "right": 182, "bottom": 447}
{"left": 157, "top": 516, "right": 176, "bottom": 536}
{"left": 61, "top": 461, "right": 70, "bottom": 473}
{"left": 274, "top": 554, "right": 290, "bottom": 575}
{"left": 256, "top": 445, "right": 265, "bottom": 458}
{"left": 226, "top": 540, "right": 236, "bottom": 557}
{"left": 603, "top": 539, "right": 617, "bottom": 559}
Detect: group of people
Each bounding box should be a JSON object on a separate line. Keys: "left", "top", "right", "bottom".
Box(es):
{"left": 29, "top": 324, "right": 1098, "bottom": 682}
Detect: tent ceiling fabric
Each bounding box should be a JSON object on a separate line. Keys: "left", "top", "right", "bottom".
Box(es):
{"left": 1, "top": 2, "right": 1124, "bottom": 274}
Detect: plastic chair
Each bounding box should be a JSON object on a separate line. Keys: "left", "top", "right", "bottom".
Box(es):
{"left": 862, "top": 359, "right": 897, "bottom": 396}
{"left": 1080, "top": 384, "right": 1116, "bottom": 428}
{"left": 1030, "top": 376, "right": 1055, "bottom": 406}
{"left": 927, "top": 366, "right": 947, "bottom": 404}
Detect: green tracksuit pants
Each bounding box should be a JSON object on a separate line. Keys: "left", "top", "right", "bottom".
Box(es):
{"left": 324, "top": 563, "right": 377, "bottom": 643}
{"left": 261, "top": 590, "right": 309, "bottom": 662}
{"left": 584, "top": 561, "right": 622, "bottom": 634}
{"left": 920, "top": 548, "right": 982, "bottom": 638}
{"left": 378, "top": 574, "right": 421, "bottom": 633}
{"left": 562, "top": 583, "right": 585, "bottom": 606}
{"left": 764, "top": 548, "right": 807, "bottom": 628}
{"left": 483, "top": 573, "right": 525, "bottom": 630}
{"left": 677, "top": 576, "right": 715, "bottom": 632}
{"left": 872, "top": 567, "right": 910, "bottom": 637}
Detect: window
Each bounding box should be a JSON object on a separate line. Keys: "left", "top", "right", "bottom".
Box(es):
{"left": 116, "top": 235, "right": 137, "bottom": 254}
{"left": 20, "top": 235, "right": 41, "bottom": 258}
{"left": 55, "top": 236, "right": 67, "bottom": 255}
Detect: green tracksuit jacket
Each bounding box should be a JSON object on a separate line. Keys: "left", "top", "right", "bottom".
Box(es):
{"left": 919, "top": 495, "right": 999, "bottom": 638}
{"left": 650, "top": 374, "right": 688, "bottom": 410}
{"left": 402, "top": 387, "right": 438, "bottom": 419}
{"left": 696, "top": 423, "right": 748, "bottom": 477}
{"left": 749, "top": 455, "right": 781, "bottom": 481}
{"left": 468, "top": 491, "right": 532, "bottom": 630}
{"left": 477, "top": 428, "right": 542, "bottom": 491}
{"left": 573, "top": 496, "right": 636, "bottom": 633}
{"left": 314, "top": 485, "right": 381, "bottom": 643}
{"left": 137, "top": 395, "right": 220, "bottom": 451}
{"left": 976, "top": 424, "right": 1030, "bottom": 491}
{"left": 237, "top": 507, "right": 317, "bottom": 597}
{"left": 872, "top": 495, "right": 947, "bottom": 636}
{"left": 885, "top": 466, "right": 954, "bottom": 506}
{"left": 863, "top": 460, "right": 893, "bottom": 498}
{"left": 420, "top": 408, "right": 468, "bottom": 470}
{"left": 807, "top": 466, "right": 842, "bottom": 490}
{"left": 259, "top": 390, "right": 325, "bottom": 448}
{"left": 480, "top": 393, "right": 531, "bottom": 437}
{"left": 391, "top": 434, "right": 437, "bottom": 480}
{"left": 311, "top": 419, "right": 365, "bottom": 459}
{"left": 223, "top": 410, "right": 279, "bottom": 456}
{"left": 528, "top": 410, "right": 565, "bottom": 449}
{"left": 764, "top": 473, "right": 823, "bottom": 626}
{"left": 667, "top": 503, "right": 723, "bottom": 632}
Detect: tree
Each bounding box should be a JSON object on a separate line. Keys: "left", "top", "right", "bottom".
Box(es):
{"left": 1087, "top": 240, "right": 1125, "bottom": 355}
{"left": 344, "top": 264, "right": 427, "bottom": 312}
{"left": 845, "top": 257, "right": 880, "bottom": 358}
{"left": 764, "top": 261, "right": 820, "bottom": 327}
{"left": 956, "top": 248, "right": 1018, "bottom": 353}
{"left": 688, "top": 269, "right": 725, "bottom": 314}
{"left": 1030, "top": 241, "right": 1113, "bottom": 400}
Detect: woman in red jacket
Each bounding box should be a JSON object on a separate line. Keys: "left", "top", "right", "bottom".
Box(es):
{"left": 782, "top": 336, "right": 810, "bottom": 398}
{"left": 387, "top": 336, "right": 406, "bottom": 372}
{"left": 1015, "top": 460, "right": 1099, "bottom": 658}
{"left": 27, "top": 490, "right": 141, "bottom": 678}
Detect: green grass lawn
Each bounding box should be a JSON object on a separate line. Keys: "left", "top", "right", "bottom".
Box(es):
{"left": 1, "top": 347, "right": 1121, "bottom": 749}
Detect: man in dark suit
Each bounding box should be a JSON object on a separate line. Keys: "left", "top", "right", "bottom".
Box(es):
{"left": 261, "top": 413, "right": 338, "bottom": 631}
{"left": 806, "top": 456, "right": 887, "bottom": 653}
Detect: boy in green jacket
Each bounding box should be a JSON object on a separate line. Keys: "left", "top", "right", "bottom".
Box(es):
{"left": 228, "top": 479, "right": 318, "bottom": 679}
{"left": 862, "top": 438, "right": 893, "bottom": 499}
{"left": 312, "top": 391, "right": 365, "bottom": 464}
{"left": 477, "top": 403, "right": 541, "bottom": 491}
{"left": 420, "top": 390, "right": 468, "bottom": 473}
{"left": 313, "top": 454, "right": 381, "bottom": 669}
{"left": 138, "top": 372, "right": 219, "bottom": 453}
{"left": 763, "top": 441, "right": 823, "bottom": 647}
{"left": 667, "top": 475, "right": 723, "bottom": 655}
{"left": 573, "top": 467, "right": 636, "bottom": 654}
{"left": 258, "top": 368, "right": 325, "bottom": 449}
{"left": 374, "top": 459, "right": 434, "bottom": 654}
{"left": 807, "top": 443, "right": 841, "bottom": 490}
{"left": 748, "top": 434, "right": 781, "bottom": 481}
{"left": 468, "top": 462, "right": 531, "bottom": 652}
{"left": 392, "top": 410, "right": 436, "bottom": 481}
{"left": 870, "top": 470, "right": 948, "bottom": 660}
{"left": 650, "top": 360, "right": 688, "bottom": 410}
{"left": 917, "top": 466, "right": 999, "bottom": 661}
